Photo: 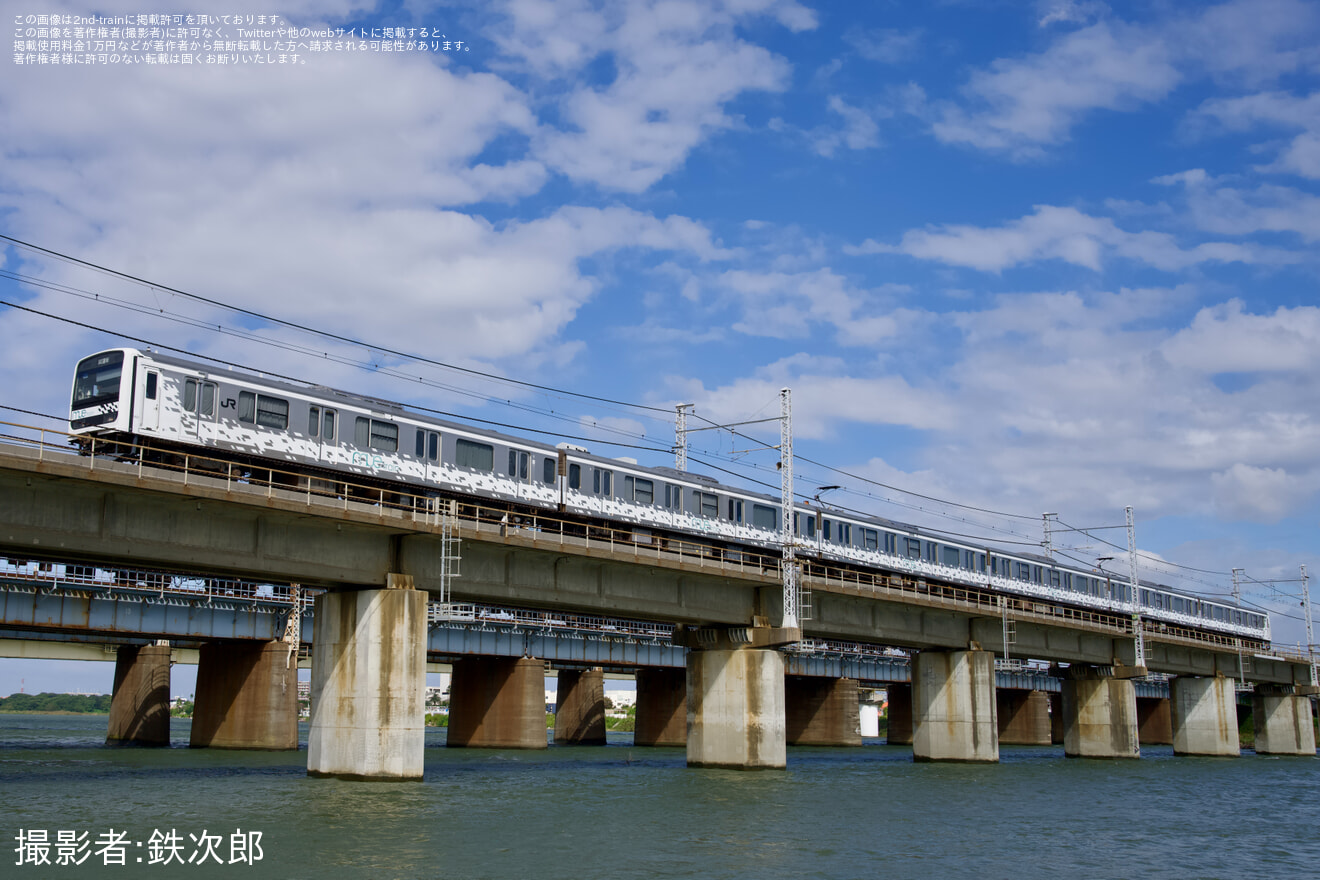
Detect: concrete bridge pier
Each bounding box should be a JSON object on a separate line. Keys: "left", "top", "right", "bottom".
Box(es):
{"left": 886, "top": 683, "right": 913, "bottom": 745}
{"left": 553, "top": 668, "right": 607, "bottom": 745}
{"left": 1252, "top": 686, "right": 1318, "bottom": 756}
{"left": 912, "top": 649, "right": 998, "bottom": 763}
{"left": 106, "top": 643, "right": 172, "bottom": 747}
{"left": 307, "top": 575, "right": 427, "bottom": 779}
{"left": 785, "top": 676, "right": 862, "bottom": 746}
{"left": 1136, "top": 697, "right": 1173, "bottom": 745}
{"left": 190, "top": 641, "right": 298, "bottom": 750}
{"left": 675, "top": 624, "right": 796, "bottom": 769}
{"left": 1060, "top": 668, "right": 1140, "bottom": 759}
{"left": 633, "top": 668, "right": 686, "bottom": 746}
{"left": 996, "top": 689, "right": 1051, "bottom": 745}
{"left": 1171, "top": 675, "right": 1239, "bottom": 757}
{"left": 447, "top": 656, "right": 548, "bottom": 749}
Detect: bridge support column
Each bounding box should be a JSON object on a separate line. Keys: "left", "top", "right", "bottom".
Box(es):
{"left": 448, "top": 657, "right": 547, "bottom": 749}
{"left": 996, "top": 689, "right": 1051, "bottom": 745}
{"left": 1171, "top": 675, "right": 1239, "bottom": 757}
{"left": 1049, "top": 692, "right": 1064, "bottom": 744}
{"left": 634, "top": 668, "right": 686, "bottom": 746}
{"left": 677, "top": 624, "right": 796, "bottom": 769}
{"left": 912, "top": 650, "right": 998, "bottom": 763}
{"left": 1252, "top": 686, "right": 1317, "bottom": 756}
{"left": 886, "top": 683, "right": 913, "bottom": 745}
{"left": 553, "top": 668, "right": 606, "bottom": 745}
{"left": 307, "top": 577, "right": 427, "bottom": 779}
{"left": 190, "top": 641, "right": 298, "bottom": 750}
{"left": 1061, "top": 670, "right": 1139, "bottom": 759}
{"left": 106, "top": 644, "right": 171, "bottom": 747}
{"left": 1136, "top": 697, "right": 1173, "bottom": 745}
{"left": 786, "top": 676, "right": 861, "bottom": 746}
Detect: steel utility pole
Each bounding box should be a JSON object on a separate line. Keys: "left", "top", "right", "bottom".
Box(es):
{"left": 1126, "top": 505, "right": 1144, "bottom": 669}
{"left": 1303, "top": 564, "right": 1316, "bottom": 687}
{"left": 1232, "top": 567, "right": 1245, "bottom": 687}
{"left": 780, "top": 388, "right": 799, "bottom": 633}
{"left": 674, "top": 403, "right": 692, "bottom": 471}
{"left": 1042, "top": 512, "right": 1057, "bottom": 558}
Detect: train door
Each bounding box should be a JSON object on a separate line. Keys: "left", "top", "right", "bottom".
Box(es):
{"left": 310, "top": 406, "right": 339, "bottom": 465}
{"left": 141, "top": 367, "right": 161, "bottom": 431}
{"left": 508, "top": 449, "right": 530, "bottom": 499}
{"left": 180, "top": 376, "right": 217, "bottom": 442}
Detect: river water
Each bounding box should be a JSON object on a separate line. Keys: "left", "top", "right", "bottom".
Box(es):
{"left": 2, "top": 714, "right": 1317, "bottom": 879}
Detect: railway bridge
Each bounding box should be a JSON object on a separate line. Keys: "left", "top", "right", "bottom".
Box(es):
{"left": 0, "top": 432, "right": 1314, "bottom": 777}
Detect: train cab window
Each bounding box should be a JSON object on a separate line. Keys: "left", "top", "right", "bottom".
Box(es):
{"left": 568, "top": 463, "right": 581, "bottom": 490}
{"left": 145, "top": 372, "right": 158, "bottom": 400}
{"left": 862, "top": 529, "right": 878, "bottom": 551}
{"left": 455, "top": 438, "right": 493, "bottom": 471}
{"left": 239, "top": 392, "right": 289, "bottom": 430}
{"left": 354, "top": 417, "right": 397, "bottom": 453}
{"left": 905, "top": 537, "right": 921, "bottom": 560}
{"left": 752, "top": 504, "right": 777, "bottom": 530}
{"left": 543, "top": 457, "right": 556, "bottom": 484}
{"left": 943, "top": 546, "right": 960, "bottom": 567}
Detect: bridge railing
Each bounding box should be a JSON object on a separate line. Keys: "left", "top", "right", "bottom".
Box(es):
{"left": 0, "top": 553, "right": 296, "bottom": 605}
{"left": 0, "top": 423, "right": 1292, "bottom": 662}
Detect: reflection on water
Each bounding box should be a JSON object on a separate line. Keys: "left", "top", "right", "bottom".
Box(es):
{"left": 2, "top": 714, "right": 1318, "bottom": 880}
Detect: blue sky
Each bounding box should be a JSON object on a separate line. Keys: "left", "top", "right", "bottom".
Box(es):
{"left": 3, "top": 0, "right": 1320, "bottom": 692}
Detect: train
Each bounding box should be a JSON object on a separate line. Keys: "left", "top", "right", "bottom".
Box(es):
{"left": 68, "top": 347, "right": 1271, "bottom": 643}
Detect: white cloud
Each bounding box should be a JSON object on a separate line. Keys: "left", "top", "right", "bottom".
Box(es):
{"left": 1211, "top": 464, "right": 1316, "bottom": 522}
{"left": 844, "top": 27, "right": 923, "bottom": 65}
{"left": 491, "top": 0, "right": 812, "bottom": 192}
{"left": 854, "top": 205, "right": 1283, "bottom": 273}
{"left": 1193, "top": 91, "right": 1320, "bottom": 179}
{"left": 931, "top": 22, "right": 1179, "bottom": 156}
{"left": 809, "top": 96, "right": 883, "bottom": 157}
{"left": 1161, "top": 300, "right": 1320, "bottom": 374}
{"left": 1153, "top": 169, "right": 1320, "bottom": 240}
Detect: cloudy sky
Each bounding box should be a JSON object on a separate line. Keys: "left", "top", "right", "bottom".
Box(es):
{"left": 4, "top": 0, "right": 1320, "bottom": 690}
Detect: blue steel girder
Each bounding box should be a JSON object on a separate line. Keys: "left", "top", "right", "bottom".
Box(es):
{"left": 0, "top": 580, "right": 289, "bottom": 641}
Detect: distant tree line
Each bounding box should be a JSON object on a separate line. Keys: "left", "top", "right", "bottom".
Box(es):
{"left": 0, "top": 693, "right": 112, "bottom": 713}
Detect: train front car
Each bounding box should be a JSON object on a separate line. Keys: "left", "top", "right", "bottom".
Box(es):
{"left": 70, "top": 349, "right": 134, "bottom": 437}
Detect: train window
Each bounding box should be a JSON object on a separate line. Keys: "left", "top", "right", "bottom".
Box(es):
{"left": 925, "top": 542, "right": 938, "bottom": 563}
{"left": 634, "top": 478, "right": 654, "bottom": 504}
{"left": 354, "top": 417, "right": 396, "bottom": 453}
{"left": 664, "top": 484, "right": 679, "bottom": 509}
{"left": 823, "top": 520, "right": 832, "bottom": 541}
{"left": 1050, "top": 570, "right": 1060, "bottom": 588}
{"left": 73, "top": 351, "right": 124, "bottom": 406}
{"left": 904, "top": 537, "right": 920, "bottom": 560}
{"left": 593, "top": 469, "right": 613, "bottom": 496}
{"left": 728, "top": 499, "right": 743, "bottom": 523}
{"left": 1015, "top": 562, "right": 1028, "bottom": 580}
{"left": 698, "top": 492, "right": 718, "bottom": 518}
{"left": 200, "top": 383, "right": 216, "bottom": 417}
{"left": 885, "top": 533, "right": 897, "bottom": 554}
{"left": 943, "top": 546, "right": 959, "bottom": 567}
{"left": 798, "top": 513, "right": 815, "bottom": 538}
{"left": 323, "top": 409, "right": 336, "bottom": 442}
{"left": 238, "top": 392, "right": 288, "bottom": 430}
{"left": 569, "top": 463, "right": 581, "bottom": 490}
{"left": 310, "top": 406, "right": 321, "bottom": 438}
{"left": 838, "top": 523, "right": 851, "bottom": 545}
{"left": 862, "top": 529, "right": 878, "bottom": 551}
{"left": 752, "top": 504, "right": 777, "bottom": 530}
{"left": 145, "top": 371, "right": 158, "bottom": 400}
{"left": 508, "top": 450, "right": 529, "bottom": 479}
{"left": 543, "top": 457, "right": 556, "bottom": 484}
{"left": 184, "top": 379, "right": 198, "bottom": 412}
{"left": 455, "top": 438, "right": 493, "bottom": 471}
{"left": 417, "top": 430, "right": 425, "bottom": 457}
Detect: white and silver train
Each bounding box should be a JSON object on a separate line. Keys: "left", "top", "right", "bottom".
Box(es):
{"left": 69, "top": 348, "right": 1271, "bottom": 644}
